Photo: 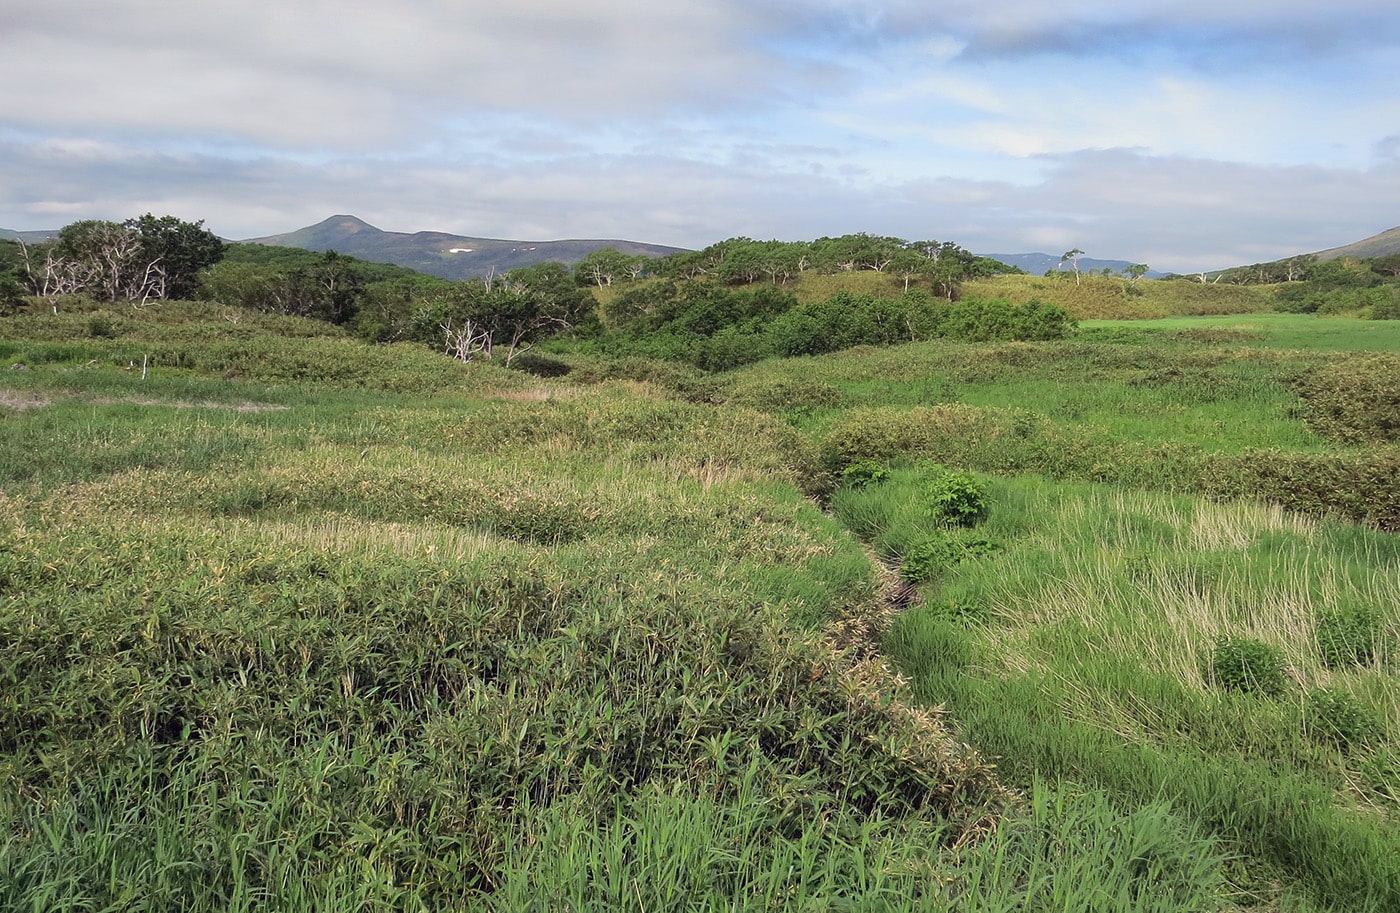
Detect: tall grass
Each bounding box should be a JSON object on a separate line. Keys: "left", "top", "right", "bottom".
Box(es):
{"left": 834, "top": 468, "right": 1400, "bottom": 909}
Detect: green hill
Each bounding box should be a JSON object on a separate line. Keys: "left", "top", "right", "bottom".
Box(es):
{"left": 1311, "top": 224, "right": 1400, "bottom": 261}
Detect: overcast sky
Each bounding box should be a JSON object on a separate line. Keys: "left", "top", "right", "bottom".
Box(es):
{"left": 3, "top": 1, "right": 1398, "bottom": 272}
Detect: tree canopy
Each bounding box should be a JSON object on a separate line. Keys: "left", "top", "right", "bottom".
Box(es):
{"left": 16, "top": 215, "right": 224, "bottom": 303}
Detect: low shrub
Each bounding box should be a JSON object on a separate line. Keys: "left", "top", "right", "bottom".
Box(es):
{"left": 936, "top": 297, "right": 1076, "bottom": 342}
{"left": 725, "top": 376, "right": 846, "bottom": 414}
{"left": 839, "top": 460, "right": 889, "bottom": 489}
{"left": 901, "top": 532, "right": 1001, "bottom": 584}
{"left": 1371, "top": 292, "right": 1400, "bottom": 319}
{"left": 924, "top": 466, "right": 990, "bottom": 527}
{"left": 1207, "top": 636, "right": 1288, "bottom": 696}
{"left": 1315, "top": 606, "right": 1388, "bottom": 670}
{"left": 902, "top": 534, "right": 962, "bottom": 583}
{"left": 1288, "top": 355, "right": 1400, "bottom": 444}
{"left": 1302, "top": 688, "right": 1381, "bottom": 750}
{"left": 1204, "top": 448, "right": 1400, "bottom": 531}
{"left": 507, "top": 352, "right": 572, "bottom": 377}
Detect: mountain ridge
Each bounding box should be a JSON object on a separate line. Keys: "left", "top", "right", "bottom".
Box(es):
{"left": 240, "top": 215, "right": 688, "bottom": 281}
{"left": 981, "top": 252, "right": 1168, "bottom": 278}
{"left": 11, "top": 216, "right": 1400, "bottom": 278}
{"left": 1309, "top": 225, "right": 1400, "bottom": 261}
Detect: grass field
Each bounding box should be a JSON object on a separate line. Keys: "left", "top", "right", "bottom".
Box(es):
{"left": 2, "top": 294, "right": 1398, "bottom": 910}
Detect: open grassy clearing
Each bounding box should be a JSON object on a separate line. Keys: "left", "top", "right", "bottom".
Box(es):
{"left": 1082, "top": 312, "right": 1400, "bottom": 353}
{"left": 3, "top": 297, "right": 1399, "bottom": 909}
{"left": 962, "top": 274, "right": 1274, "bottom": 320}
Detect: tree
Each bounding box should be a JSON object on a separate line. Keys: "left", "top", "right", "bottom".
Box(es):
{"left": 1126, "top": 263, "right": 1149, "bottom": 285}
{"left": 1284, "top": 256, "right": 1314, "bottom": 282}
{"left": 890, "top": 250, "right": 929, "bottom": 292}
{"left": 1060, "top": 248, "right": 1085, "bottom": 286}
{"left": 1369, "top": 253, "right": 1400, "bottom": 278}
{"left": 20, "top": 214, "right": 224, "bottom": 303}
{"left": 125, "top": 214, "right": 225, "bottom": 299}
{"left": 812, "top": 234, "right": 903, "bottom": 273}
{"left": 439, "top": 272, "right": 586, "bottom": 366}
{"left": 574, "top": 247, "right": 636, "bottom": 288}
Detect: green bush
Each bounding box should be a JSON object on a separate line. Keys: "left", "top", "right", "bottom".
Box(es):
{"left": 1288, "top": 355, "right": 1400, "bottom": 444}
{"left": 1302, "top": 688, "right": 1381, "bottom": 750}
{"left": 937, "top": 297, "right": 1076, "bottom": 342}
{"left": 508, "top": 352, "right": 572, "bottom": 377}
{"left": 725, "top": 377, "right": 845, "bottom": 414}
{"left": 901, "top": 532, "right": 1002, "bottom": 584}
{"left": 839, "top": 460, "right": 889, "bottom": 489}
{"left": 86, "top": 314, "right": 120, "bottom": 338}
{"left": 1315, "top": 606, "right": 1388, "bottom": 669}
{"left": 1207, "top": 636, "right": 1288, "bottom": 696}
{"left": 1204, "top": 448, "right": 1400, "bottom": 531}
{"left": 902, "top": 534, "right": 962, "bottom": 583}
{"left": 1370, "top": 291, "right": 1400, "bottom": 319}
{"left": 924, "top": 466, "right": 990, "bottom": 527}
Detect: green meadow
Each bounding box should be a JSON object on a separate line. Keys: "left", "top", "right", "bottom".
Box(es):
{"left": 2, "top": 292, "right": 1399, "bottom": 910}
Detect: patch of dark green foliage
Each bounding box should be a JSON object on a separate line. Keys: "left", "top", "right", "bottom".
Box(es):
{"left": 1207, "top": 636, "right": 1288, "bottom": 696}
{"left": 586, "top": 282, "right": 1074, "bottom": 370}
{"left": 1315, "top": 606, "right": 1389, "bottom": 670}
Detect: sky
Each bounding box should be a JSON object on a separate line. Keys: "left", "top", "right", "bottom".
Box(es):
{"left": 2, "top": 1, "right": 1399, "bottom": 273}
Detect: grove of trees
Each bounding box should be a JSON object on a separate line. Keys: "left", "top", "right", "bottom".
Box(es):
{"left": 7, "top": 215, "right": 1398, "bottom": 369}
{"left": 10, "top": 215, "right": 225, "bottom": 305}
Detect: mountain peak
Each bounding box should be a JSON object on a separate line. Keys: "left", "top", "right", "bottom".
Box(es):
{"left": 239, "top": 215, "right": 686, "bottom": 281}
{"left": 320, "top": 214, "right": 380, "bottom": 233}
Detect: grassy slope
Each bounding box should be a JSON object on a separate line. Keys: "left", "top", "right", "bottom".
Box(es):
{"left": 2, "top": 298, "right": 1398, "bottom": 909}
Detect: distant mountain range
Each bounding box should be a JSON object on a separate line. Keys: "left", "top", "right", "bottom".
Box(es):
{"left": 0, "top": 228, "right": 62, "bottom": 244}
{"left": 981, "top": 253, "right": 1168, "bottom": 278}
{"left": 8, "top": 217, "right": 1400, "bottom": 278}
{"left": 240, "top": 215, "right": 688, "bottom": 281}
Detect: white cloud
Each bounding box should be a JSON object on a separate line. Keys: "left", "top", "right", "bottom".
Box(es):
{"left": 1, "top": 1, "right": 1398, "bottom": 272}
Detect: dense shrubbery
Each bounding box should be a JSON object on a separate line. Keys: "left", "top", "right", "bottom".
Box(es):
{"left": 0, "top": 516, "right": 1003, "bottom": 908}
{"left": 8, "top": 279, "right": 1400, "bottom": 909}
{"left": 1271, "top": 258, "right": 1400, "bottom": 316}
{"left": 1289, "top": 354, "right": 1400, "bottom": 444}
{"left": 582, "top": 284, "right": 1076, "bottom": 370}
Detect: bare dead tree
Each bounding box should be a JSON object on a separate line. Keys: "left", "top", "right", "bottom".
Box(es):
{"left": 442, "top": 317, "right": 493, "bottom": 362}
{"left": 133, "top": 259, "right": 167, "bottom": 306}
{"left": 17, "top": 240, "right": 96, "bottom": 303}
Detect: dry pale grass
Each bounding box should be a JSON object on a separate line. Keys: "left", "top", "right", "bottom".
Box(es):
{"left": 220, "top": 515, "right": 506, "bottom": 560}
{"left": 1185, "top": 498, "right": 1317, "bottom": 551}
{"left": 93, "top": 397, "right": 290, "bottom": 412}
{"left": 489, "top": 386, "right": 581, "bottom": 403}
{"left": 0, "top": 390, "right": 51, "bottom": 410}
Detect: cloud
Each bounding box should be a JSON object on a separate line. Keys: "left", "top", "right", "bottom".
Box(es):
{"left": 774, "top": 1, "right": 1400, "bottom": 65}
{"left": 2, "top": 1, "right": 807, "bottom": 148}
{"left": 916, "top": 150, "right": 1400, "bottom": 271}
{"left": 1, "top": 2, "right": 1397, "bottom": 273}
{"left": 3, "top": 129, "right": 1395, "bottom": 273}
